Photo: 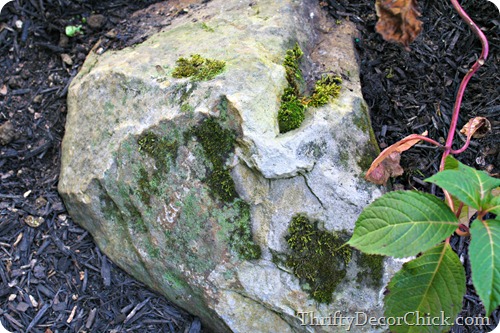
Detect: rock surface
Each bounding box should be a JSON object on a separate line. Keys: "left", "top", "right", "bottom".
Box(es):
{"left": 59, "top": 0, "right": 398, "bottom": 331}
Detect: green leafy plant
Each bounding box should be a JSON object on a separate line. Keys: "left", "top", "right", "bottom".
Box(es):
{"left": 349, "top": 157, "right": 499, "bottom": 331}
{"left": 347, "top": 1, "right": 497, "bottom": 332}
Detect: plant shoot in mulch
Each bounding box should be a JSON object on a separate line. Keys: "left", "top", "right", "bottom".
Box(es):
{"left": 347, "top": 1, "right": 498, "bottom": 332}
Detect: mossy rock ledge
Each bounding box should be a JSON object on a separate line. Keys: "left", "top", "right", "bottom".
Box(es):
{"left": 59, "top": 0, "right": 402, "bottom": 332}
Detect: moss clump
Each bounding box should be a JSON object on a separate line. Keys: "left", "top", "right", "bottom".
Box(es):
{"left": 229, "top": 200, "right": 261, "bottom": 260}
{"left": 282, "top": 214, "right": 351, "bottom": 303}
{"left": 278, "top": 88, "right": 306, "bottom": 133}
{"left": 356, "top": 252, "right": 384, "bottom": 288}
{"left": 191, "top": 117, "right": 238, "bottom": 202}
{"left": 283, "top": 44, "right": 304, "bottom": 92}
{"left": 278, "top": 44, "right": 342, "bottom": 133}
{"left": 172, "top": 54, "right": 225, "bottom": 81}
{"left": 278, "top": 44, "right": 306, "bottom": 133}
{"left": 137, "top": 167, "right": 153, "bottom": 205}
{"left": 138, "top": 132, "right": 179, "bottom": 171}
{"left": 307, "top": 75, "right": 342, "bottom": 107}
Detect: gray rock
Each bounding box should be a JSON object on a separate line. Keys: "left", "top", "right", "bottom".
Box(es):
{"left": 59, "top": 0, "right": 400, "bottom": 331}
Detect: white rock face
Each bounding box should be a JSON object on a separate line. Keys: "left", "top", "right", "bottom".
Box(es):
{"left": 59, "top": 0, "right": 399, "bottom": 332}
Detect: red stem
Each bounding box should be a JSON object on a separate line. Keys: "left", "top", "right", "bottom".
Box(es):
{"left": 439, "top": 0, "right": 489, "bottom": 171}
{"left": 398, "top": 135, "right": 443, "bottom": 148}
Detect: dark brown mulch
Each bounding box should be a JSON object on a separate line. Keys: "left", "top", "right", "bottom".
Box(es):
{"left": 0, "top": 0, "right": 498, "bottom": 332}
{"left": 326, "top": 0, "right": 499, "bottom": 332}
{"left": 1, "top": 1, "right": 202, "bottom": 332}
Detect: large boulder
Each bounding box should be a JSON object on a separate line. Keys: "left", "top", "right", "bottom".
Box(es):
{"left": 59, "top": 0, "right": 399, "bottom": 331}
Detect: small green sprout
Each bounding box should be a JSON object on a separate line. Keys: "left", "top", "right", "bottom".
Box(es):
{"left": 65, "top": 25, "right": 83, "bottom": 37}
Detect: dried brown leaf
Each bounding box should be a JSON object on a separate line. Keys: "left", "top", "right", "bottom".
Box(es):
{"left": 0, "top": 84, "right": 7, "bottom": 95}
{"left": 365, "top": 132, "right": 427, "bottom": 185}
{"left": 460, "top": 117, "right": 491, "bottom": 139}
{"left": 366, "top": 152, "right": 404, "bottom": 185}
{"left": 375, "top": 0, "right": 423, "bottom": 47}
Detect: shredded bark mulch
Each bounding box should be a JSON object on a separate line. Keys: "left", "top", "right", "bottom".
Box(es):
{"left": 0, "top": 0, "right": 498, "bottom": 332}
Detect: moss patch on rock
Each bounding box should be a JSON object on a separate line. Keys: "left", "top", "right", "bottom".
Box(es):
{"left": 277, "top": 214, "right": 352, "bottom": 303}
{"left": 307, "top": 74, "right": 342, "bottom": 107}
{"left": 136, "top": 132, "right": 179, "bottom": 205}
{"left": 172, "top": 54, "right": 225, "bottom": 81}
{"left": 278, "top": 44, "right": 342, "bottom": 133}
{"left": 190, "top": 117, "right": 238, "bottom": 202}
{"left": 189, "top": 117, "right": 261, "bottom": 260}
{"left": 227, "top": 200, "right": 261, "bottom": 260}
{"left": 352, "top": 101, "right": 380, "bottom": 171}
{"left": 356, "top": 252, "right": 384, "bottom": 288}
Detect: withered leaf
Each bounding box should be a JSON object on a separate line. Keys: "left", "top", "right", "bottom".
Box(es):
{"left": 365, "top": 132, "right": 427, "bottom": 185}
{"left": 460, "top": 117, "right": 491, "bottom": 139}
{"left": 375, "top": 0, "right": 423, "bottom": 48}
{"left": 366, "top": 152, "right": 404, "bottom": 185}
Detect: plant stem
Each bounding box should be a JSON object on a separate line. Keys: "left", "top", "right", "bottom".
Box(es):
{"left": 439, "top": 0, "right": 489, "bottom": 171}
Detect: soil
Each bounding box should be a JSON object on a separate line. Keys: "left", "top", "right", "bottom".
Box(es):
{"left": 0, "top": 0, "right": 498, "bottom": 332}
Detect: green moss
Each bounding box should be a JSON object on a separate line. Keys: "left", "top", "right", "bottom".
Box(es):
{"left": 137, "top": 167, "right": 153, "bottom": 205}
{"left": 307, "top": 75, "right": 342, "bottom": 107}
{"left": 282, "top": 214, "right": 351, "bottom": 303}
{"left": 138, "top": 131, "right": 179, "bottom": 173}
{"left": 124, "top": 201, "right": 147, "bottom": 233}
{"left": 163, "top": 191, "right": 214, "bottom": 273}
{"left": 191, "top": 117, "right": 238, "bottom": 202}
{"left": 278, "top": 88, "right": 306, "bottom": 133}
{"left": 189, "top": 117, "right": 260, "bottom": 260}
{"left": 172, "top": 54, "right": 225, "bottom": 81}
{"left": 200, "top": 22, "right": 214, "bottom": 32}
{"left": 228, "top": 200, "right": 261, "bottom": 260}
{"left": 180, "top": 103, "right": 194, "bottom": 114}
{"left": 278, "top": 44, "right": 342, "bottom": 133}
{"left": 352, "top": 102, "right": 380, "bottom": 171}
{"left": 164, "top": 270, "right": 190, "bottom": 290}
{"left": 146, "top": 241, "right": 160, "bottom": 259}
{"left": 356, "top": 252, "right": 384, "bottom": 288}
{"left": 283, "top": 43, "right": 304, "bottom": 92}
{"left": 136, "top": 131, "right": 179, "bottom": 205}
{"left": 278, "top": 44, "right": 306, "bottom": 133}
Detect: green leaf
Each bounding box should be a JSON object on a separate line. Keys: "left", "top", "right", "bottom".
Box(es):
{"left": 384, "top": 243, "right": 466, "bottom": 333}
{"left": 451, "top": 197, "right": 476, "bottom": 226}
{"left": 348, "top": 191, "right": 457, "bottom": 258}
{"left": 426, "top": 156, "right": 500, "bottom": 210}
{"left": 443, "top": 155, "right": 459, "bottom": 170}
{"left": 469, "top": 218, "right": 500, "bottom": 315}
{"left": 484, "top": 190, "right": 500, "bottom": 215}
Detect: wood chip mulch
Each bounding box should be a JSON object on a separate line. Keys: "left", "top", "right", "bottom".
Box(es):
{"left": 1, "top": 0, "right": 499, "bottom": 332}
{"left": 1, "top": 1, "right": 203, "bottom": 332}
